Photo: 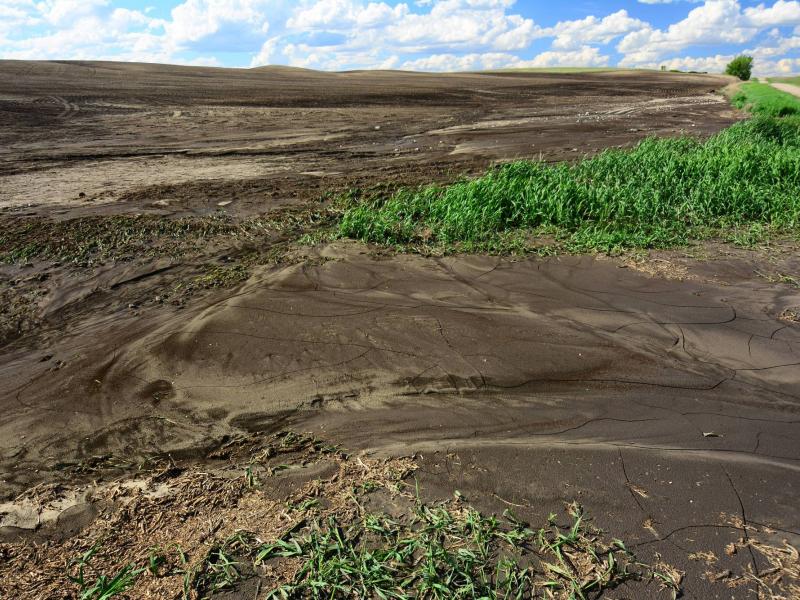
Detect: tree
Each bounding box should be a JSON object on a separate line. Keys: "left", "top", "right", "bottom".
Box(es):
{"left": 726, "top": 55, "right": 753, "bottom": 81}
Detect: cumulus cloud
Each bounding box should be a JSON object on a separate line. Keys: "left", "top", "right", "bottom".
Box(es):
{"left": 382, "top": 0, "right": 541, "bottom": 52}
{"left": 258, "top": 0, "right": 549, "bottom": 69}
{"left": 36, "top": 0, "right": 110, "bottom": 26}
{"left": 0, "top": 0, "right": 799, "bottom": 76}
{"left": 165, "top": 0, "right": 270, "bottom": 45}
{"left": 635, "top": 52, "right": 800, "bottom": 75}
{"left": 401, "top": 46, "right": 609, "bottom": 72}
{"left": 529, "top": 46, "right": 611, "bottom": 68}
{"left": 744, "top": 0, "right": 800, "bottom": 27}
{"left": 0, "top": 3, "right": 167, "bottom": 62}
{"left": 287, "top": 0, "right": 409, "bottom": 30}
{"left": 774, "top": 56, "right": 800, "bottom": 71}
{"left": 618, "top": 0, "right": 757, "bottom": 65}
{"left": 619, "top": 0, "right": 800, "bottom": 66}
{"left": 546, "top": 10, "right": 648, "bottom": 49}
{"left": 282, "top": 0, "right": 544, "bottom": 57}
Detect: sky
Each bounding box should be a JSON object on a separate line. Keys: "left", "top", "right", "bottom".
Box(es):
{"left": 1, "top": 0, "right": 799, "bottom": 75}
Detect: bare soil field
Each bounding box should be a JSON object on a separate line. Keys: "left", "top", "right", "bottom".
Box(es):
{"left": 1, "top": 62, "right": 799, "bottom": 598}
{"left": 1, "top": 61, "right": 736, "bottom": 216}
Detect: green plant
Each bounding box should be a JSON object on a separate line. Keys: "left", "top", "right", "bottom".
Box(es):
{"left": 726, "top": 55, "right": 753, "bottom": 81}
{"left": 146, "top": 548, "right": 167, "bottom": 576}
{"left": 67, "top": 544, "right": 143, "bottom": 599}
{"left": 245, "top": 464, "right": 259, "bottom": 488}
{"left": 78, "top": 564, "right": 143, "bottom": 600}
{"left": 188, "top": 532, "right": 259, "bottom": 597}
{"left": 288, "top": 497, "right": 320, "bottom": 512}
{"left": 256, "top": 502, "right": 678, "bottom": 599}
{"left": 67, "top": 544, "right": 102, "bottom": 589}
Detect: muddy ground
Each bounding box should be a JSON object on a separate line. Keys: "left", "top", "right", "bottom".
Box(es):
{"left": 1, "top": 62, "right": 798, "bottom": 598}
{"left": 1, "top": 61, "right": 737, "bottom": 216}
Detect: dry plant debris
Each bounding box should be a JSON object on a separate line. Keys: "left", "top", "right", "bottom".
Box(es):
{"left": 0, "top": 432, "right": 681, "bottom": 599}
{"left": 704, "top": 513, "right": 800, "bottom": 598}
{"left": 620, "top": 256, "right": 695, "bottom": 281}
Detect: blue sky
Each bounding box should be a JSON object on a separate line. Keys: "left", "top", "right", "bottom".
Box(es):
{"left": 1, "top": 1, "right": 799, "bottom": 75}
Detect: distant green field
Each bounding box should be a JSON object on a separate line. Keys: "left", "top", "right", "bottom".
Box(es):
{"left": 770, "top": 76, "right": 800, "bottom": 86}
{"left": 485, "top": 66, "right": 715, "bottom": 75}
{"left": 484, "top": 66, "right": 628, "bottom": 74}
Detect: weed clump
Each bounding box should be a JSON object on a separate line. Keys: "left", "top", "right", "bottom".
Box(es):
{"left": 340, "top": 116, "right": 800, "bottom": 252}
{"left": 258, "top": 501, "right": 679, "bottom": 599}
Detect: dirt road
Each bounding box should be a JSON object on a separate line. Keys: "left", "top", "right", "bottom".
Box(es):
{"left": 771, "top": 81, "right": 800, "bottom": 98}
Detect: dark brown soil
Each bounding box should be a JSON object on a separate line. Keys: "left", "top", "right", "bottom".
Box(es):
{"left": 2, "top": 62, "right": 798, "bottom": 599}
{"left": 1, "top": 61, "right": 737, "bottom": 217}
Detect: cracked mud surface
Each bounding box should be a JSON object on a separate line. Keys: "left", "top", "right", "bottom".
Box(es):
{"left": 1, "top": 63, "right": 798, "bottom": 598}
{"left": 2, "top": 244, "right": 799, "bottom": 597}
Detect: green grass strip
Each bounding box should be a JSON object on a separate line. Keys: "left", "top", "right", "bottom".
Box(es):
{"left": 340, "top": 115, "right": 800, "bottom": 252}
{"left": 732, "top": 82, "right": 800, "bottom": 117}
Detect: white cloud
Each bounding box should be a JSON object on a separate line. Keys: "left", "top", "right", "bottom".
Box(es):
{"left": 36, "top": 0, "right": 109, "bottom": 26}
{"left": 744, "top": 0, "right": 800, "bottom": 27}
{"left": 748, "top": 32, "right": 800, "bottom": 56}
{"left": 380, "top": 0, "right": 542, "bottom": 52}
{"left": 274, "top": 0, "right": 545, "bottom": 68}
{"left": 0, "top": 1, "right": 167, "bottom": 61}
{"left": 0, "top": 2, "right": 40, "bottom": 42}
{"left": 638, "top": 52, "right": 800, "bottom": 76}
{"left": 280, "top": 40, "right": 400, "bottom": 69}
{"left": 1, "top": 0, "right": 799, "bottom": 76}
{"left": 634, "top": 54, "right": 733, "bottom": 71}
{"left": 526, "top": 46, "right": 611, "bottom": 68}
{"left": 287, "top": 0, "right": 408, "bottom": 30}
{"left": 547, "top": 10, "right": 647, "bottom": 49}
{"left": 164, "top": 0, "right": 270, "bottom": 45}
{"left": 401, "top": 51, "right": 514, "bottom": 71}
{"left": 619, "top": 0, "right": 800, "bottom": 66}
{"left": 773, "top": 56, "right": 800, "bottom": 71}
{"left": 401, "top": 45, "right": 609, "bottom": 71}
{"left": 618, "top": 0, "right": 750, "bottom": 65}
{"left": 251, "top": 36, "right": 280, "bottom": 66}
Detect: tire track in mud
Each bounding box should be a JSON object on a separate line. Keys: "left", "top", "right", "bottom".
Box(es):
{"left": 50, "top": 96, "right": 79, "bottom": 119}
{"left": 29, "top": 96, "right": 80, "bottom": 119}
